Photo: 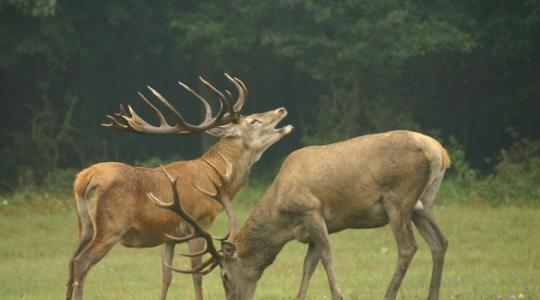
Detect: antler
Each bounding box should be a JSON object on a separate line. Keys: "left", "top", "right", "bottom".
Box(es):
{"left": 196, "top": 153, "right": 236, "bottom": 241}
{"left": 147, "top": 163, "right": 237, "bottom": 275}
{"left": 223, "top": 73, "right": 247, "bottom": 119}
{"left": 102, "top": 74, "right": 247, "bottom": 134}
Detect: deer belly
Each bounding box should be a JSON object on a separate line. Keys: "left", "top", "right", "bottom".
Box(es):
{"left": 325, "top": 200, "right": 389, "bottom": 232}
{"left": 349, "top": 201, "right": 389, "bottom": 229}
{"left": 120, "top": 223, "right": 188, "bottom": 248}
{"left": 120, "top": 227, "right": 163, "bottom": 248}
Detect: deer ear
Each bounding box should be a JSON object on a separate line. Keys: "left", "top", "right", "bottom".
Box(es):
{"left": 222, "top": 241, "right": 236, "bottom": 258}
{"left": 205, "top": 127, "right": 224, "bottom": 137}
{"left": 206, "top": 124, "right": 241, "bottom": 138}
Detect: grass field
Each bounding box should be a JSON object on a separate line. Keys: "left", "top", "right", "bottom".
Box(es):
{"left": 0, "top": 192, "right": 538, "bottom": 300}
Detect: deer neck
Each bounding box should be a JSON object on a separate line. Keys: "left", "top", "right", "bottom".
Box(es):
{"left": 200, "top": 137, "right": 257, "bottom": 196}
{"left": 234, "top": 189, "right": 294, "bottom": 274}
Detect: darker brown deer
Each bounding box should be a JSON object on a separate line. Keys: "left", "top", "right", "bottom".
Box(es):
{"left": 153, "top": 130, "right": 450, "bottom": 300}
{"left": 65, "top": 74, "right": 293, "bottom": 300}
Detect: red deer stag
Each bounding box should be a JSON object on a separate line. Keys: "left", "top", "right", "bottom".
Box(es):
{"left": 65, "top": 74, "right": 293, "bottom": 300}
{"left": 150, "top": 130, "right": 450, "bottom": 300}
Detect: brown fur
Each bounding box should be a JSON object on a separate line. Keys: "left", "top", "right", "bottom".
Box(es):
{"left": 74, "top": 169, "right": 92, "bottom": 198}
{"left": 440, "top": 144, "right": 451, "bottom": 170}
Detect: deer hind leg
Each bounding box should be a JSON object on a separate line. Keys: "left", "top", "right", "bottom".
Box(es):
{"left": 66, "top": 229, "right": 93, "bottom": 299}
{"left": 70, "top": 232, "right": 120, "bottom": 300}
{"left": 382, "top": 196, "right": 417, "bottom": 300}
{"left": 188, "top": 238, "right": 205, "bottom": 300}
{"left": 296, "top": 242, "right": 320, "bottom": 300}
{"left": 412, "top": 210, "right": 447, "bottom": 300}
{"left": 302, "top": 211, "right": 343, "bottom": 300}
{"left": 67, "top": 196, "right": 95, "bottom": 300}
{"left": 160, "top": 243, "right": 175, "bottom": 300}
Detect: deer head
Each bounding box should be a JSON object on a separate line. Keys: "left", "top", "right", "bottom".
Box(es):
{"left": 102, "top": 73, "right": 293, "bottom": 158}
{"left": 208, "top": 107, "right": 292, "bottom": 162}
{"left": 219, "top": 246, "right": 260, "bottom": 300}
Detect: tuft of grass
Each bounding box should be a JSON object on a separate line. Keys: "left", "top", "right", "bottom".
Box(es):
{"left": 0, "top": 186, "right": 538, "bottom": 299}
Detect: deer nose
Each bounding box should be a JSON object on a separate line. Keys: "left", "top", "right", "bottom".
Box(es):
{"left": 277, "top": 107, "right": 287, "bottom": 115}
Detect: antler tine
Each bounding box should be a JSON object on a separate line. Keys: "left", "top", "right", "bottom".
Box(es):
{"left": 137, "top": 92, "right": 170, "bottom": 128}
{"left": 234, "top": 76, "right": 248, "bottom": 95}
{"left": 166, "top": 259, "right": 214, "bottom": 274}
{"left": 101, "top": 114, "right": 132, "bottom": 131}
{"left": 196, "top": 261, "right": 220, "bottom": 275}
{"left": 119, "top": 103, "right": 127, "bottom": 115}
{"left": 191, "top": 180, "right": 233, "bottom": 241}
{"left": 200, "top": 153, "right": 233, "bottom": 186}
{"left": 147, "top": 192, "right": 175, "bottom": 208}
{"left": 218, "top": 153, "right": 233, "bottom": 183}
{"left": 193, "top": 153, "right": 236, "bottom": 240}
{"left": 101, "top": 104, "right": 138, "bottom": 132}
{"left": 198, "top": 76, "right": 233, "bottom": 118}
{"left": 233, "top": 77, "right": 247, "bottom": 112}
{"left": 177, "top": 78, "right": 231, "bottom": 129}
{"left": 163, "top": 233, "right": 197, "bottom": 243}
{"left": 147, "top": 166, "right": 224, "bottom": 269}
{"left": 177, "top": 81, "right": 213, "bottom": 124}
{"left": 224, "top": 73, "right": 247, "bottom": 113}
{"left": 146, "top": 86, "right": 194, "bottom": 129}
{"left": 213, "top": 233, "right": 230, "bottom": 242}
{"left": 224, "top": 90, "right": 235, "bottom": 104}
{"left": 220, "top": 194, "right": 237, "bottom": 241}
{"left": 180, "top": 245, "right": 209, "bottom": 257}
{"left": 118, "top": 104, "right": 184, "bottom": 134}
{"left": 122, "top": 104, "right": 160, "bottom": 132}
{"left": 165, "top": 258, "right": 219, "bottom": 275}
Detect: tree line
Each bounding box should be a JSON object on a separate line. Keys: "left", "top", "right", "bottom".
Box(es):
{"left": 1, "top": 0, "right": 539, "bottom": 193}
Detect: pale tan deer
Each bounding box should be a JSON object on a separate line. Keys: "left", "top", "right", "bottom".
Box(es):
{"left": 65, "top": 74, "right": 293, "bottom": 300}
{"left": 150, "top": 130, "right": 451, "bottom": 300}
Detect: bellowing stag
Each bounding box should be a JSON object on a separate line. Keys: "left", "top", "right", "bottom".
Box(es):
{"left": 65, "top": 74, "right": 293, "bottom": 300}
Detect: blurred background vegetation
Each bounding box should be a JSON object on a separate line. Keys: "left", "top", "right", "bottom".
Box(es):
{"left": 0, "top": 0, "right": 539, "bottom": 205}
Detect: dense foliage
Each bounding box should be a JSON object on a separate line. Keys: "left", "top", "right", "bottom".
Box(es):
{"left": 1, "top": 0, "right": 539, "bottom": 196}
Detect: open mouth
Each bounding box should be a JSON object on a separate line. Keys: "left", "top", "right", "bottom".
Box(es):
{"left": 272, "top": 109, "right": 293, "bottom": 134}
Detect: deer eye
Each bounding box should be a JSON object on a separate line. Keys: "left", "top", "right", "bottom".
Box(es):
{"left": 249, "top": 119, "right": 261, "bottom": 125}
{"left": 221, "top": 271, "right": 230, "bottom": 281}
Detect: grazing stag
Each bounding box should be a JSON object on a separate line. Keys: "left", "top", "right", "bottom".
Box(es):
{"left": 151, "top": 130, "right": 450, "bottom": 300}
{"left": 65, "top": 74, "right": 293, "bottom": 300}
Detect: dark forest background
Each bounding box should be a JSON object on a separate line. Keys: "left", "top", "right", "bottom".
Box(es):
{"left": 1, "top": 0, "right": 539, "bottom": 199}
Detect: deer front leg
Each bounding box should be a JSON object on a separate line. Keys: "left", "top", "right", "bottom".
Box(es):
{"left": 382, "top": 197, "right": 417, "bottom": 300}
{"left": 188, "top": 238, "right": 205, "bottom": 300}
{"left": 303, "top": 211, "right": 343, "bottom": 300}
{"left": 160, "top": 243, "right": 175, "bottom": 300}
{"left": 296, "top": 242, "right": 320, "bottom": 300}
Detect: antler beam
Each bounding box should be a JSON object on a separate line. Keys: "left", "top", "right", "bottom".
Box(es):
{"left": 102, "top": 74, "right": 247, "bottom": 135}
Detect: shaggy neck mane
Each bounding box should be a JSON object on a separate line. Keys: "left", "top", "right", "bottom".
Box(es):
{"left": 201, "top": 137, "right": 254, "bottom": 197}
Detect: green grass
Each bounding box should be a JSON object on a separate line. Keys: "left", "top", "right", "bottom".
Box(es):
{"left": 0, "top": 191, "right": 538, "bottom": 300}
